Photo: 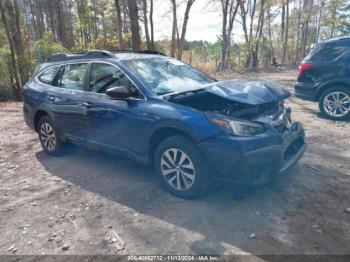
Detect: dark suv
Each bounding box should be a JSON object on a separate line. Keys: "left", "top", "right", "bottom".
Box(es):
{"left": 295, "top": 37, "right": 350, "bottom": 120}
{"left": 23, "top": 50, "right": 306, "bottom": 198}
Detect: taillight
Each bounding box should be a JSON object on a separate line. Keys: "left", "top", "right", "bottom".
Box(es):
{"left": 298, "top": 63, "right": 312, "bottom": 77}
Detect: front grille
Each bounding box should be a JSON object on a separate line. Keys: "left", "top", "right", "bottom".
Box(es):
{"left": 259, "top": 101, "right": 280, "bottom": 115}
{"left": 270, "top": 106, "right": 290, "bottom": 133}
{"left": 274, "top": 121, "right": 287, "bottom": 133}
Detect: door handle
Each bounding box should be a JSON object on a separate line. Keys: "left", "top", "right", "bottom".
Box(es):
{"left": 81, "top": 102, "right": 93, "bottom": 108}
{"left": 48, "top": 95, "right": 55, "bottom": 101}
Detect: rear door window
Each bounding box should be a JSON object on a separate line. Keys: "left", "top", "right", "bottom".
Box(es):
{"left": 38, "top": 66, "right": 60, "bottom": 85}
{"left": 56, "top": 63, "right": 88, "bottom": 90}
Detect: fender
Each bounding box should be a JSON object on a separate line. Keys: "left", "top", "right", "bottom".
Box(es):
{"left": 144, "top": 117, "right": 223, "bottom": 161}
{"left": 146, "top": 118, "right": 203, "bottom": 143}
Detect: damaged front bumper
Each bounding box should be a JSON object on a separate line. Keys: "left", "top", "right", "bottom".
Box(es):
{"left": 198, "top": 121, "right": 306, "bottom": 185}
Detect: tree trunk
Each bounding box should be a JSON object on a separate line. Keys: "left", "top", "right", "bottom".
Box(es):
{"left": 295, "top": 0, "right": 301, "bottom": 62}
{"left": 252, "top": 0, "right": 265, "bottom": 68}
{"left": 281, "top": 2, "right": 285, "bottom": 60}
{"left": 149, "top": 0, "right": 154, "bottom": 49}
{"left": 114, "top": 0, "right": 124, "bottom": 49}
{"left": 176, "top": 0, "right": 195, "bottom": 60}
{"left": 239, "top": 0, "right": 257, "bottom": 67}
{"left": 77, "top": 0, "right": 88, "bottom": 45}
{"left": 330, "top": 0, "right": 337, "bottom": 38}
{"left": 316, "top": 1, "right": 324, "bottom": 42}
{"left": 220, "top": 0, "right": 229, "bottom": 70}
{"left": 170, "top": 0, "right": 177, "bottom": 57}
{"left": 0, "top": 0, "right": 21, "bottom": 97}
{"left": 127, "top": 0, "right": 141, "bottom": 50}
{"left": 282, "top": 0, "right": 289, "bottom": 64}
{"left": 46, "top": 0, "right": 57, "bottom": 40}
{"left": 224, "top": 0, "right": 239, "bottom": 69}
{"left": 142, "top": 0, "right": 151, "bottom": 49}
{"left": 29, "top": 0, "right": 40, "bottom": 39}
{"left": 238, "top": 47, "right": 240, "bottom": 68}
{"left": 267, "top": 4, "right": 274, "bottom": 65}
{"left": 35, "top": 0, "right": 45, "bottom": 38}
{"left": 3, "top": 0, "right": 29, "bottom": 88}
{"left": 301, "top": 0, "right": 311, "bottom": 58}
{"left": 55, "top": 0, "right": 74, "bottom": 48}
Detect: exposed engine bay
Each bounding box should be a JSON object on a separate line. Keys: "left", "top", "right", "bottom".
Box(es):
{"left": 164, "top": 78, "right": 297, "bottom": 135}
{"left": 167, "top": 90, "right": 282, "bottom": 120}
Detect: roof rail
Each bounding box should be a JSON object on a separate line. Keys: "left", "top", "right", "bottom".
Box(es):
{"left": 108, "top": 49, "right": 166, "bottom": 56}
{"left": 46, "top": 50, "right": 115, "bottom": 62}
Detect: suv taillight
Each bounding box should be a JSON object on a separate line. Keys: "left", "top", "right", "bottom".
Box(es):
{"left": 298, "top": 63, "right": 312, "bottom": 77}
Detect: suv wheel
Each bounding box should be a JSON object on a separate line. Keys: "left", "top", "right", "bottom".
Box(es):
{"left": 38, "top": 116, "right": 66, "bottom": 156}
{"left": 154, "top": 136, "right": 210, "bottom": 199}
{"left": 319, "top": 87, "right": 350, "bottom": 120}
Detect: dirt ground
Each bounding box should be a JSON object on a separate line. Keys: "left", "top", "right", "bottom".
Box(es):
{"left": 0, "top": 68, "right": 349, "bottom": 256}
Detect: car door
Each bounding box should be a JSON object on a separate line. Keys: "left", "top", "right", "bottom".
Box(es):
{"left": 47, "top": 63, "right": 88, "bottom": 140}
{"left": 81, "top": 62, "right": 145, "bottom": 156}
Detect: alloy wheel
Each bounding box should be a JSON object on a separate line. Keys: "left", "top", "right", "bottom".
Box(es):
{"left": 160, "top": 148, "right": 196, "bottom": 190}
{"left": 40, "top": 122, "right": 56, "bottom": 151}
{"left": 323, "top": 91, "right": 350, "bottom": 118}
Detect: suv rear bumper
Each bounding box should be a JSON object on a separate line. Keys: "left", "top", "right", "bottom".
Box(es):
{"left": 198, "top": 122, "right": 306, "bottom": 185}
{"left": 294, "top": 82, "right": 318, "bottom": 101}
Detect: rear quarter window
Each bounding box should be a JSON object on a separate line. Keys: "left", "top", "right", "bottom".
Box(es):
{"left": 38, "top": 66, "right": 60, "bottom": 85}
{"left": 57, "top": 63, "right": 88, "bottom": 90}
{"left": 306, "top": 43, "right": 349, "bottom": 63}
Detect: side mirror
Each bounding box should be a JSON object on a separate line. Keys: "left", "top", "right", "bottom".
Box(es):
{"left": 106, "top": 86, "right": 131, "bottom": 99}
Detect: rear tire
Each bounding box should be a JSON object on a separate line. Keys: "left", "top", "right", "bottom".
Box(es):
{"left": 319, "top": 87, "right": 350, "bottom": 120}
{"left": 154, "top": 135, "right": 210, "bottom": 199}
{"left": 38, "top": 116, "right": 66, "bottom": 156}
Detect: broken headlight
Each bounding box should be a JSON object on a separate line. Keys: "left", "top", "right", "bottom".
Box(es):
{"left": 206, "top": 113, "right": 265, "bottom": 137}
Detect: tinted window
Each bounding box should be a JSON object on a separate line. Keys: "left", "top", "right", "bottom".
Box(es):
{"left": 306, "top": 43, "right": 348, "bottom": 63}
{"left": 38, "top": 66, "right": 60, "bottom": 85}
{"left": 57, "top": 63, "right": 87, "bottom": 90}
{"left": 89, "top": 63, "right": 140, "bottom": 96}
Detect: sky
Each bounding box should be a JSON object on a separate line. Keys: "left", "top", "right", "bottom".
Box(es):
{"left": 151, "top": 0, "right": 245, "bottom": 43}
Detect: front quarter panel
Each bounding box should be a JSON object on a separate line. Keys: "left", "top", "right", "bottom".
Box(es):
{"left": 141, "top": 99, "right": 223, "bottom": 149}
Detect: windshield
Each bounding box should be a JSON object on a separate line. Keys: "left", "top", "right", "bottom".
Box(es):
{"left": 122, "top": 58, "right": 216, "bottom": 95}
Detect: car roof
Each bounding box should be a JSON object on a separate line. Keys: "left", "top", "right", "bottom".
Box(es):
{"left": 115, "top": 53, "right": 165, "bottom": 60}
{"left": 46, "top": 50, "right": 166, "bottom": 63}
{"left": 321, "top": 37, "right": 350, "bottom": 45}
{"left": 35, "top": 50, "right": 168, "bottom": 75}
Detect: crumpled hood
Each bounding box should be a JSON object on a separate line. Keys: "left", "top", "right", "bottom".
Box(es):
{"left": 203, "top": 78, "right": 291, "bottom": 105}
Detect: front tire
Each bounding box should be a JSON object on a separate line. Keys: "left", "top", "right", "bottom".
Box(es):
{"left": 154, "top": 136, "right": 210, "bottom": 199}
{"left": 319, "top": 87, "right": 350, "bottom": 120}
{"left": 38, "top": 116, "right": 66, "bottom": 156}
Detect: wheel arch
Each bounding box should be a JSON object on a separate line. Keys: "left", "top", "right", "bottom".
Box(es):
{"left": 148, "top": 127, "right": 197, "bottom": 162}
{"left": 316, "top": 81, "right": 350, "bottom": 100}
{"left": 33, "top": 110, "right": 50, "bottom": 132}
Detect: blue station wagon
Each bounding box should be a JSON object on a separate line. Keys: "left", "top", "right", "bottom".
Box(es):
{"left": 23, "top": 50, "right": 306, "bottom": 198}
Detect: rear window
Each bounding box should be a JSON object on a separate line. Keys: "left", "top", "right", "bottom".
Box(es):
{"left": 38, "top": 66, "right": 60, "bottom": 85}
{"left": 305, "top": 42, "right": 348, "bottom": 63}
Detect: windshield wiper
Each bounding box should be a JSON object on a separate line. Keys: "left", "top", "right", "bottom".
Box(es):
{"left": 163, "top": 88, "right": 207, "bottom": 100}
{"left": 156, "top": 91, "right": 173, "bottom": 95}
